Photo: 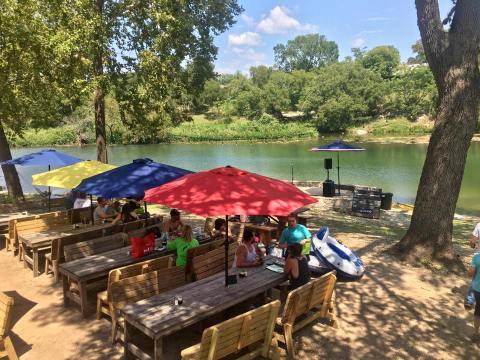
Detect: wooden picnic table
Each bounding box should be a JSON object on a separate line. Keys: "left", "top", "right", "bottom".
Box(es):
{"left": 121, "top": 257, "right": 285, "bottom": 360}
{"left": 244, "top": 222, "right": 278, "bottom": 244}
{"left": 59, "top": 241, "right": 171, "bottom": 318}
{"left": 19, "top": 223, "right": 113, "bottom": 277}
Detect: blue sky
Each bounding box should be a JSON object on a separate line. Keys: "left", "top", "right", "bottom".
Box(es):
{"left": 213, "top": 0, "right": 453, "bottom": 74}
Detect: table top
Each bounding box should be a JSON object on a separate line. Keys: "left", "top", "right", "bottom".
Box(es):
{"left": 121, "top": 257, "right": 285, "bottom": 339}
{"left": 19, "top": 223, "right": 112, "bottom": 248}
{"left": 58, "top": 241, "right": 170, "bottom": 282}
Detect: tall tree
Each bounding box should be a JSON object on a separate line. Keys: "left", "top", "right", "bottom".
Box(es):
{"left": 0, "top": 0, "right": 73, "bottom": 200}
{"left": 392, "top": 0, "right": 480, "bottom": 265}
{"left": 361, "top": 45, "right": 401, "bottom": 79}
{"left": 60, "top": 0, "right": 242, "bottom": 160}
{"left": 407, "top": 39, "right": 427, "bottom": 64}
{"left": 273, "top": 34, "right": 339, "bottom": 72}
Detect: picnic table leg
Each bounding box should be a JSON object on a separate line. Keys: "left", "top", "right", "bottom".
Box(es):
{"left": 78, "top": 281, "right": 88, "bottom": 318}
{"left": 154, "top": 337, "right": 163, "bottom": 360}
{"left": 124, "top": 321, "right": 134, "bottom": 360}
{"left": 62, "top": 274, "right": 70, "bottom": 307}
{"left": 22, "top": 244, "right": 27, "bottom": 268}
{"left": 32, "top": 248, "right": 39, "bottom": 277}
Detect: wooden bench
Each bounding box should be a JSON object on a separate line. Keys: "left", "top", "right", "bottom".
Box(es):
{"left": 121, "top": 219, "right": 145, "bottom": 233}
{"left": 7, "top": 211, "right": 69, "bottom": 254}
{"left": 63, "top": 233, "right": 128, "bottom": 262}
{"left": 0, "top": 292, "right": 18, "bottom": 360}
{"left": 145, "top": 215, "right": 163, "bottom": 227}
{"left": 181, "top": 300, "right": 281, "bottom": 360}
{"left": 276, "top": 271, "right": 337, "bottom": 357}
{"left": 96, "top": 254, "right": 174, "bottom": 320}
{"left": 191, "top": 244, "right": 237, "bottom": 281}
{"left": 184, "top": 239, "right": 225, "bottom": 282}
{"left": 110, "top": 266, "right": 186, "bottom": 343}
{"left": 45, "top": 228, "right": 105, "bottom": 282}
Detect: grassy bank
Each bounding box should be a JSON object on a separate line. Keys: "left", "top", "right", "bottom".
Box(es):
{"left": 10, "top": 115, "right": 436, "bottom": 147}
{"left": 348, "top": 117, "right": 433, "bottom": 136}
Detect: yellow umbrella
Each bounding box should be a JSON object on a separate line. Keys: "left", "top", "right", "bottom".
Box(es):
{"left": 32, "top": 160, "right": 117, "bottom": 189}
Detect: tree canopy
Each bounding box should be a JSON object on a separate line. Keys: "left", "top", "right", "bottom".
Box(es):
{"left": 273, "top": 34, "right": 339, "bottom": 72}
{"left": 361, "top": 45, "right": 401, "bottom": 79}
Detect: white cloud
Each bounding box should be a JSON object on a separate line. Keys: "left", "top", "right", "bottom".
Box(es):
{"left": 257, "top": 6, "right": 317, "bottom": 34}
{"left": 240, "top": 14, "right": 255, "bottom": 27}
{"left": 351, "top": 37, "right": 366, "bottom": 48}
{"left": 228, "top": 32, "right": 261, "bottom": 46}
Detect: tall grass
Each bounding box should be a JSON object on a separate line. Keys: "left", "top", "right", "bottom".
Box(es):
{"left": 349, "top": 117, "right": 433, "bottom": 136}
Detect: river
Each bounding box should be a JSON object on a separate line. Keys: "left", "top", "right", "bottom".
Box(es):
{"left": 2, "top": 140, "right": 479, "bottom": 215}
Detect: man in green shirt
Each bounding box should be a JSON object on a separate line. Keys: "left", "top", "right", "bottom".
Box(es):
{"left": 167, "top": 224, "right": 199, "bottom": 267}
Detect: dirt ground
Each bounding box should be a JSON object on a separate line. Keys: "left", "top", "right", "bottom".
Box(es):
{"left": 1, "top": 193, "right": 479, "bottom": 360}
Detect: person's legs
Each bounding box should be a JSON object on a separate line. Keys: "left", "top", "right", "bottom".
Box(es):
{"left": 465, "top": 283, "right": 476, "bottom": 309}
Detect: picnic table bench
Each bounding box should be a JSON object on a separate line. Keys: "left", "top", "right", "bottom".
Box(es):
{"left": 59, "top": 240, "right": 171, "bottom": 318}
{"left": 19, "top": 222, "right": 113, "bottom": 277}
{"left": 121, "top": 256, "right": 285, "bottom": 360}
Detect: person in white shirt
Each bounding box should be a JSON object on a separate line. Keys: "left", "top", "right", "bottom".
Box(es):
{"left": 73, "top": 193, "right": 91, "bottom": 209}
{"left": 93, "top": 197, "right": 116, "bottom": 222}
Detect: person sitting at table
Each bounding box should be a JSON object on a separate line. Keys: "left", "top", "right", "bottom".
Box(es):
{"left": 167, "top": 224, "right": 199, "bottom": 267}
{"left": 278, "top": 215, "right": 311, "bottom": 256}
{"left": 233, "top": 229, "right": 264, "bottom": 268}
{"left": 163, "top": 209, "right": 183, "bottom": 238}
{"left": 105, "top": 200, "right": 121, "bottom": 217}
{"left": 93, "top": 197, "right": 116, "bottom": 223}
{"left": 283, "top": 243, "right": 311, "bottom": 290}
{"left": 112, "top": 202, "right": 137, "bottom": 224}
{"left": 73, "top": 192, "right": 91, "bottom": 209}
{"left": 212, "top": 218, "right": 233, "bottom": 239}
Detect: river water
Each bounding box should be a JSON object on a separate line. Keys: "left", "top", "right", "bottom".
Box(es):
{"left": 2, "top": 140, "right": 479, "bottom": 215}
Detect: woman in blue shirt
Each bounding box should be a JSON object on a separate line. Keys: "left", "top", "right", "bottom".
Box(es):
{"left": 469, "top": 252, "right": 480, "bottom": 341}
{"left": 279, "top": 215, "right": 311, "bottom": 255}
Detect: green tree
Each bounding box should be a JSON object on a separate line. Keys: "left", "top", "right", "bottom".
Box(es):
{"left": 273, "top": 34, "right": 339, "bottom": 72}
{"left": 60, "top": 0, "right": 242, "bottom": 160}
{"left": 199, "top": 78, "right": 225, "bottom": 113}
{"left": 262, "top": 71, "right": 294, "bottom": 119}
{"left": 361, "top": 45, "right": 401, "bottom": 79}
{"left": 299, "top": 63, "right": 383, "bottom": 131}
{"left": 407, "top": 39, "right": 427, "bottom": 64}
{"left": 222, "top": 75, "right": 263, "bottom": 119}
{"left": 391, "top": 0, "right": 480, "bottom": 265}
{"left": 249, "top": 65, "right": 272, "bottom": 88}
{"left": 382, "top": 65, "right": 437, "bottom": 119}
{"left": 0, "top": 0, "right": 79, "bottom": 200}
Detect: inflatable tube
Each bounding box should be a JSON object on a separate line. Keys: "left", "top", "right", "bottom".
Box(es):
{"left": 309, "top": 226, "right": 365, "bottom": 281}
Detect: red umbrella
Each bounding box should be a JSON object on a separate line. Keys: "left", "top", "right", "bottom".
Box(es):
{"left": 145, "top": 166, "right": 317, "bottom": 286}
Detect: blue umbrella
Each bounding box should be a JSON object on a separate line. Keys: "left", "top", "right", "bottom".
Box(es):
{"left": 74, "top": 158, "right": 193, "bottom": 199}
{"left": 310, "top": 140, "right": 365, "bottom": 195}
{"left": 1, "top": 149, "right": 83, "bottom": 210}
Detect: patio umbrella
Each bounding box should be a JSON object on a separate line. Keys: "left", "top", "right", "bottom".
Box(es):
{"left": 1, "top": 149, "right": 82, "bottom": 210}
{"left": 75, "top": 158, "right": 193, "bottom": 199}
{"left": 32, "top": 160, "right": 116, "bottom": 190}
{"left": 144, "top": 165, "right": 317, "bottom": 286}
{"left": 310, "top": 140, "right": 365, "bottom": 195}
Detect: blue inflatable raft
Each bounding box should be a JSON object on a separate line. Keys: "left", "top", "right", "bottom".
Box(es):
{"left": 309, "top": 226, "right": 365, "bottom": 281}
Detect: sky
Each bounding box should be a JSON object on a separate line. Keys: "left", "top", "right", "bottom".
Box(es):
{"left": 213, "top": 0, "right": 454, "bottom": 74}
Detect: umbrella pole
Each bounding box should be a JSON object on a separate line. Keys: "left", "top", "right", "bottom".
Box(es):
{"left": 337, "top": 152, "right": 341, "bottom": 195}
{"left": 48, "top": 165, "right": 51, "bottom": 212}
{"left": 144, "top": 202, "right": 148, "bottom": 226}
{"left": 89, "top": 194, "right": 94, "bottom": 225}
{"left": 225, "top": 215, "right": 229, "bottom": 287}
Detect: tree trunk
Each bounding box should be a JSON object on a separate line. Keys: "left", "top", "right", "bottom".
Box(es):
{"left": 392, "top": 0, "right": 480, "bottom": 267}
{"left": 93, "top": 0, "right": 108, "bottom": 163}
{"left": 0, "top": 121, "right": 24, "bottom": 201}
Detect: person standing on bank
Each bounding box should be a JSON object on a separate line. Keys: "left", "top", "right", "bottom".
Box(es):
{"left": 278, "top": 215, "right": 311, "bottom": 256}
{"left": 468, "top": 249, "right": 480, "bottom": 342}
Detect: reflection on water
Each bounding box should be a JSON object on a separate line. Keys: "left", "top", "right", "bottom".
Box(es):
{"left": 2, "top": 141, "right": 479, "bottom": 215}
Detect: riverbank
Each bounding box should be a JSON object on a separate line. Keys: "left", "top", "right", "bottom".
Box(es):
{"left": 9, "top": 115, "right": 444, "bottom": 147}
{"left": 1, "top": 189, "right": 479, "bottom": 359}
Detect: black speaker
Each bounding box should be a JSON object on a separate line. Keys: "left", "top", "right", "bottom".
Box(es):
{"left": 324, "top": 158, "right": 333, "bottom": 170}
{"left": 323, "top": 180, "right": 335, "bottom": 197}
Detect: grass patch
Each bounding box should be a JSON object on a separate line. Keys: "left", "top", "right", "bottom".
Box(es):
{"left": 168, "top": 114, "right": 318, "bottom": 142}
{"left": 349, "top": 117, "right": 433, "bottom": 136}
